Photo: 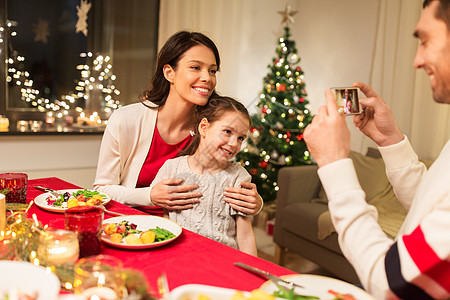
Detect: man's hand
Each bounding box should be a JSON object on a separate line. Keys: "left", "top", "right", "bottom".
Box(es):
{"left": 150, "top": 178, "right": 201, "bottom": 210}
{"left": 304, "top": 89, "right": 351, "bottom": 167}
{"left": 352, "top": 82, "right": 404, "bottom": 147}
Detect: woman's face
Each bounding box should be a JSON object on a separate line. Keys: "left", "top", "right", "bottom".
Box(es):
{"left": 167, "top": 45, "right": 218, "bottom": 106}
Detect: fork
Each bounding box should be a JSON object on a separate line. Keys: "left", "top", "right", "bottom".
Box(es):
{"left": 157, "top": 273, "right": 170, "bottom": 300}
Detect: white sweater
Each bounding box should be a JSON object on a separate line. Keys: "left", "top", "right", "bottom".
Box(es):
{"left": 318, "top": 137, "right": 450, "bottom": 299}
{"left": 93, "top": 101, "right": 158, "bottom": 206}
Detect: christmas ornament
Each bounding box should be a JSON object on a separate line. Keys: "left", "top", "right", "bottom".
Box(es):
{"left": 258, "top": 161, "right": 268, "bottom": 169}
{"left": 276, "top": 83, "right": 286, "bottom": 92}
{"left": 75, "top": 0, "right": 92, "bottom": 37}
{"left": 270, "top": 150, "right": 279, "bottom": 159}
{"left": 249, "top": 168, "right": 258, "bottom": 176}
{"left": 287, "top": 53, "right": 299, "bottom": 65}
{"left": 33, "top": 18, "right": 50, "bottom": 44}
{"left": 278, "top": 155, "right": 286, "bottom": 165}
{"left": 276, "top": 122, "right": 283, "bottom": 129}
{"left": 278, "top": 5, "right": 298, "bottom": 27}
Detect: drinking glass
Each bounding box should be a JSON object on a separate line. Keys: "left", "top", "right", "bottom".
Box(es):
{"left": 0, "top": 173, "right": 28, "bottom": 204}
{"left": 74, "top": 255, "right": 124, "bottom": 300}
{"left": 65, "top": 206, "right": 103, "bottom": 258}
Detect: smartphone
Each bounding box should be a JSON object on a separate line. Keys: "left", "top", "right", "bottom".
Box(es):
{"left": 331, "top": 87, "right": 362, "bottom": 116}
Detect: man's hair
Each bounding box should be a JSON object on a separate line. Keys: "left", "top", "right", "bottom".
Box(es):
{"left": 423, "top": 0, "right": 450, "bottom": 29}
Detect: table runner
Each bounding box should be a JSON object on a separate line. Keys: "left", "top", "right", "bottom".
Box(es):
{"left": 26, "top": 177, "right": 298, "bottom": 292}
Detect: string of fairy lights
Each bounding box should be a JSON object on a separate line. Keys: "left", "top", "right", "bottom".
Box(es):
{"left": 2, "top": 20, "right": 122, "bottom": 121}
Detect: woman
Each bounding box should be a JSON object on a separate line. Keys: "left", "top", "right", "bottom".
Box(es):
{"left": 94, "top": 31, "right": 263, "bottom": 215}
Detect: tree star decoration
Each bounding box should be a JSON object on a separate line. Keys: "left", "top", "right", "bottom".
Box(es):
{"left": 278, "top": 4, "right": 298, "bottom": 27}
{"left": 33, "top": 18, "right": 50, "bottom": 44}
{"left": 75, "top": 0, "right": 92, "bottom": 37}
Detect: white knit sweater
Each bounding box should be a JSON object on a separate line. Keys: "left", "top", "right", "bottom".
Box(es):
{"left": 318, "top": 137, "right": 450, "bottom": 299}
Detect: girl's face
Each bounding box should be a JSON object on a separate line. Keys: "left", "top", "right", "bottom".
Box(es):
{"left": 165, "top": 45, "right": 218, "bottom": 106}
{"left": 199, "top": 111, "right": 249, "bottom": 165}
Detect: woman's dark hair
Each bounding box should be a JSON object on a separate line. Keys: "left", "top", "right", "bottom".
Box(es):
{"left": 423, "top": 0, "right": 450, "bottom": 29}
{"left": 179, "top": 95, "right": 251, "bottom": 156}
{"left": 140, "top": 31, "right": 221, "bottom": 107}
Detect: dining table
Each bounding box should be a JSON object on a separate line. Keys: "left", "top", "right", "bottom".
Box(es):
{"left": 25, "top": 177, "right": 299, "bottom": 295}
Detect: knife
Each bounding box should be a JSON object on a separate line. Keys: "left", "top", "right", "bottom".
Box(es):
{"left": 234, "top": 262, "right": 304, "bottom": 289}
{"left": 34, "top": 186, "right": 61, "bottom": 198}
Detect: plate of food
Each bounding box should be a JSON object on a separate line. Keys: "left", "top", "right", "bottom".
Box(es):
{"left": 0, "top": 261, "right": 60, "bottom": 300}
{"left": 259, "top": 274, "right": 375, "bottom": 300}
{"left": 101, "top": 215, "right": 182, "bottom": 249}
{"left": 34, "top": 189, "right": 112, "bottom": 213}
{"left": 169, "top": 284, "right": 261, "bottom": 300}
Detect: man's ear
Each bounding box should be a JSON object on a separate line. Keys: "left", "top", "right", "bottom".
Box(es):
{"left": 199, "top": 118, "right": 209, "bottom": 137}
{"left": 163, "top": 64, "right": 174, "bottom": 83}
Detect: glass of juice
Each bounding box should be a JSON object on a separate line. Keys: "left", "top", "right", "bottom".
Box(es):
{"left": 0, "top": 173, "right": 28, "bottom": 203}
{"left": 65, "top": 206, "right": 103, "bottom": 258}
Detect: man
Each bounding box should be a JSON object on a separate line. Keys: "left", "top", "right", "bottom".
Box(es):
{"left": 304, "top": 1, "right": 450, "bottom": 299}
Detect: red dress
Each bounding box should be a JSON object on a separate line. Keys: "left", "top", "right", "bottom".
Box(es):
{"left": 136, "top": 126, "right": 192, "bottom": 216}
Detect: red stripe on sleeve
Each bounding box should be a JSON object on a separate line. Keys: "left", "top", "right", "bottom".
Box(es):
{"left": 402, "top": 226, "right": 450, "bottom": 292}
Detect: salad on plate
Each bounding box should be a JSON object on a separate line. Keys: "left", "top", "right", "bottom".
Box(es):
{"left": 46, "top": 189, "right": 107, "bottom": 209}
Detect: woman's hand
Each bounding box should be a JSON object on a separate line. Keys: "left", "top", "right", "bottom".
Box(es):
{"left": 150, "top": 178, "right": 201, "bottom": 210}
{"left": 224, "top": 182, "right": 263, "bottom": 216}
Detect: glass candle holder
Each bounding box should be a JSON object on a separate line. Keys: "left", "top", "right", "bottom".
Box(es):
{"left": 0, "top": 194, "right": 5, "bottom": 231}
{"left": 37, "top": 229, "right": 79, "bottom": 266}
{"left": 0, "top": 115, "right": 9, "bottom": 131}
{"left": 29, "top": 120, "right": 43, "bottom": 132}
{"left": 74, "top": 255, "right": 124, "bottom": 300}
{"left": 65, "top": 206, "right": 103, "bottom": 258}
{"left": 0, "top": 173, "right": 28, "bottom": 204}
{"left": 16, "top": 120, "right": 28, "bottom": 132}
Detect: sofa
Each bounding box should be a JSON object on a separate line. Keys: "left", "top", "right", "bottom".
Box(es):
{"left": 273, "top": 148, "right": 424, "bottom": 284}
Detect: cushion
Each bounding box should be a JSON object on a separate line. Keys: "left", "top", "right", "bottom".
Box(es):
{"left": 312, "top": 150, "right": 390, "bottom": 204}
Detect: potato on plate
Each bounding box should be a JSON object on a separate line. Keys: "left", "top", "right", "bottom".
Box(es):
{"left": 124, "top": 234, "right": 142, "bottom": 245}
{"left": 140, "top": 231, "right": 156, "bottom": 244}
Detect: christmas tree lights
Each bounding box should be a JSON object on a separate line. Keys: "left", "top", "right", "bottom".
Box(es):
{"left": 236, "top": 6, "right": 314, "bottom": 202}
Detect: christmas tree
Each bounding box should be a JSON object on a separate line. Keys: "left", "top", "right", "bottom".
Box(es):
{"left": 236, "top": 6, "right": 314, "bottom": 203}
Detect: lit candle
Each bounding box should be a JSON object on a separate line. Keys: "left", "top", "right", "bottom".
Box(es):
{"left": 0, "top": 194, "right": 5, "bottom": 231}
{"left": 81, "top": 286, "right": 117, "bottom": 300}
{"left": 16, "top": 120, "right": 28, "bottom": 132}
{"left": 37, "top": 230, "right": 79, "bottom": 266}
{"left": 0, "top": 115, "right": 9, "bottom": 131}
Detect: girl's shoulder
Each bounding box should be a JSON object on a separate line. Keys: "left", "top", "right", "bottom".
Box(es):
{"left": 163, "top": 155, "right": 189, "bottom": 169}
{"left": 225, "top": 161, "right": 250, "bottom": 176}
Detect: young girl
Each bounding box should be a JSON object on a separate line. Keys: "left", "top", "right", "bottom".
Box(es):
{"left": 150, "top": 95, "right": 257, "bottom": 256}
{"left": 94, "top": 31, "right": 263, "bottom": 216}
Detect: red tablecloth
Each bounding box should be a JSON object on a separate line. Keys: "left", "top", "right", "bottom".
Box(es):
{"left": 26, "top": 177, "right": 298, "bottom": 292}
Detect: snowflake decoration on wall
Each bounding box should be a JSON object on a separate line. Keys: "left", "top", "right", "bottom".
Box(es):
{"left": 75, "top": 0, "right": 92, "bottom": 37}
{"left": 33, "top": 18, "right": 49, "bottom": 43}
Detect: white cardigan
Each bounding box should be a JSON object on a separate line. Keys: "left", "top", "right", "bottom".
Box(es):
{"left": 93, "top": 101, "right": 158, "bottom": 206}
